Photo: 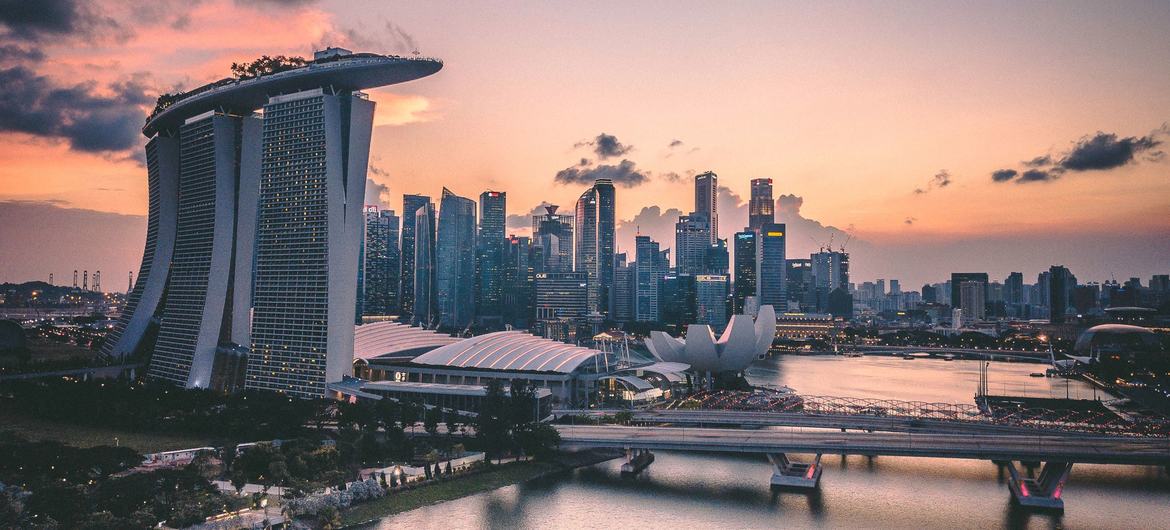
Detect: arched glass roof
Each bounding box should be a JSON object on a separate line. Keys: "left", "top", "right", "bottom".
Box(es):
{"left": 353, "top": 321, "right": 462, "bottom": 361}
{"left": 410, "top": 331, "right": 609, "bottom": 374}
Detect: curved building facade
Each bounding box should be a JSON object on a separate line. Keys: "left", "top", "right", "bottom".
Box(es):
{"left": 104, "top": 48, "right": 442, "bottom": 397}
{"left": 647, "top": 304, "right": 777, "bottom": 373}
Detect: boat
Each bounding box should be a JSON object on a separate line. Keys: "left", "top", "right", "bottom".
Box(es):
{"left": 1028, "top": 372, "right": 1045, "bottom": 378}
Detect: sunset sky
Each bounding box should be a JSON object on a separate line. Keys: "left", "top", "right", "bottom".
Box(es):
{"left": 1, "top": 0, "right": 1168, "bottom": 288}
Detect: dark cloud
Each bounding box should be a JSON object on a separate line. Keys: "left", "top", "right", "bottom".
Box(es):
{"left": 660, "top": 171, "right": 684, "bottom": 182}
{"left": 506, "top": 202, "right": 554, "bottom": 231}
{"left": 990, "top": 169, "right": 1018, "bottom": 182}
{"left": 1023, "top": 155, "right": 1051, "bottom": 167}
{"left": 0, "top": 44, "right": 45, "bottom": 63}
{"left": 1018, "top": 168, "right": 1058, "bottom": 183}
{"left": 0, "top": 0, "right": 124, "bottom": 42}
{"left": 554, "top": 159, "right": 648, "bottom": 188}
{"left": 235, "top": 0, "right": 321, "bottom": 6}
{"left": 1058, "top": 131, "right": 1161, "bottom": 171}
{"left": 574, "top": 132, "right": 632, "bottom": 159}
{"left": 993, "top": 127, "right": 1167, "bottom": 185}
{"left": 669, "top": 139, "right": 684, "bottom": 148}
{"left": 170, "top": 14, "right": 191, "bottom": 30}
{"left": 914, "top": 169, "right": 952, "bottom": 194}
{"left": 0, "top": 66, "right": 151, "bottom": 153}
{"left": 904, "top": 217, "right": 916, "bottom": 225}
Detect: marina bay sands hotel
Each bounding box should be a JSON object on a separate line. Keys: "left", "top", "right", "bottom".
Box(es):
{"left": 102, "top": 48, "right": 442, "bottom": 398}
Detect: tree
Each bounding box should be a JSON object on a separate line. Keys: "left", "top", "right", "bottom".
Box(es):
{"left": 401, "top": 400, "right": 422, "bottom": 432}
{"left": 476, "top": 380, "right": 512, "bottom": 460}
{"left": 423, "top": 406, "right": 441, "bottom": 435}
{"left": 318, "top": 505, "right": 342, "bottom": 530}
{"left": 445, "top": 410, "right": 462, "bottom": 436}
{"left": 512, "top": 422, "right": 561, "bottom": 461}
{"left": 267, "top": 459, "right": 291, "bottom": 486}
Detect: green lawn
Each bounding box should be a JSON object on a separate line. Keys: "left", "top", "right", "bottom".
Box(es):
{"left": 0, "top": 413, "right": 216, "bottom": 453}
{"left": 342, "top": 461, "right": 562, "bottom": 526}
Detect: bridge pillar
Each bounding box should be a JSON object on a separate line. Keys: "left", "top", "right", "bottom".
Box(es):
{"left": 767, "top": 453, "right": 822, "bottom": 489}
{"left": 1006, "top": 461, "right": 1072, "bottom": 510}
{"left": 620, "top": 448, "right": 655, "bottom": 475}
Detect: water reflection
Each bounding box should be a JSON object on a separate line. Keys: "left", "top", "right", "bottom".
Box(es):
{"left": 374, "top": 356, "right": 1167, "bottom": 530}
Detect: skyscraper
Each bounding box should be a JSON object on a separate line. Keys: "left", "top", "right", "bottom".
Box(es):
{"left": 674, "top": 212, "right": 711, "bottom": 275}
{"left": 477, "top": 191, "right": 507, "bottom": 326}
{"left": 695, "top": 274, "right": 730, "bottom": 328}
{"left": 1005, "top": 272, "right": 1024, "bottom": 317}
{"left": 695, "top": 171, "right": 719, "bottom": 243}
{"left": 733, "top": 230, "right": 757, "bottom": 313}
{"left": 101, "top": 48, "right": 442, "bottom": 398}
{"left": 362, "top": 205, "right": 400, "bottom": 316}
{"left": 1049, "top": 265, "right": 1073, "bottom": 324}
{"left": 246, "top": 86, "right": 375, "bottom": 398}
{"left": 660, "top": 273, "right": 697, "bottom": 327}
{"left": 811, "top": 250, "right": 849, "bottom": 312}
{"left": 436, "top": 188, "right": 476, "bottom": 329}
{"left": 100, "top": 134, "right": 179, "bottom": 361}
{"left": 705, "top": 238, "right": 730, "bottom": 276}
{"left": 960, "top": 281, "right": 987, "bottom": 322}
{"left": 786, "top": 258, "right": 813, "bottom": 311}
{"left": 611, "top": 252, "right": 635, "bottom": 323}
{"left": 748, "top": 178, "right": 774, "bottom": 231}
{"left": 635, "top": 235, "right": 661, "bottom": 321}
{"left": 150, "top": 111, "right": 261, "bottom": 389}
{"left": 533, "top": 205, "right": 574, "bottom": 273}
{"left": 575, "top": 183, "right": 602, "bottom": 315}
{"left": 399, "top": 194, "right": 431, "bottom": 321}
{"left": 502, "top": 235, "right": 535, "bottom": 327}
{"left": 950, "top": 272, "right": 989, "bottom": 317}
{"left": 756, "top": 222, "right": 787, "bottom": 308}
{"left": 413, "top": 201, "right": 437, "bottom": 326}
{"left": 595, "top": 180, "right": 616, "bottom": 318}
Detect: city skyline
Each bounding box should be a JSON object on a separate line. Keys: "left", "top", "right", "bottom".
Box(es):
{"left": 3, "top": 1, "right": 1170, "bottom": 288}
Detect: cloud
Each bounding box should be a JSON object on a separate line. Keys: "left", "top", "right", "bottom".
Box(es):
{"left": 0, "top": 44, "right": 45, "bottom": 63}
{"left": 1023, "top": 155, "right": 1051, "bottom": 167}
{"left": 235, "top": 0, "right": 321, "bottom": 6}
{"left": 773, "top": 193, "right": 861, "bottom": 256}
{"left": 506, "top": 202, "right": 555, "bottom": 232}
{"left": 0, "top": 0, "right": 125, "bottom": 42}
{"left": 1018, "top": 168, "right": 1058, "bottom": 183}
{"left": 992, "top": 127, "right": 1167, "bottom": 184}
{"left": 1058, "top": 131, "right": 1162, "bottom": 171}
{"left": 615, "top": 205, "right": 686, "bottom": 257}
{"left": 904, "top": 217, "right": 916, "bottom": 225}
{"left": 574, "top": 132, "right": 632, "bottom": 159}
{"left": 776, "top": 194, "right": 803, "bottom": 216}
{"left": 554, "top": 159, "right": 649, "bottom": 188}
{"left": 990, "top": 169, "right": 1018, "bottom": 182}
{"left": 365, "top": 175, "right": 390, "bottom": 209}
{"left": 371, "top": 93, "right": 438, "bottom": 126}
{"left": 669, "top": 139, "right": 684, "bottom": 148}
{"left": 914, "top": 169, "right": 952, "bottom": 194}
{"left": 0, "top": 66, "right": 151, "bottom": 153}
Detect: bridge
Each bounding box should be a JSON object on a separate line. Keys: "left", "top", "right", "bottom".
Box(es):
{"left": 557, "top": 408, "right": 1122, "bottom": 436}
{"left": 555, "top": 424, "right": 1170, "bottom": 510}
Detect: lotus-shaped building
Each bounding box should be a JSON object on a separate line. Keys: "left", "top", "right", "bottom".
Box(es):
{"left": 646, "top": 305, "right": 777, "bottom": 373}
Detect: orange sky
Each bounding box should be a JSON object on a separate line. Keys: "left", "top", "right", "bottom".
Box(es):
{"left": 1, "top": 0, "right": 1168, "bottom": 285}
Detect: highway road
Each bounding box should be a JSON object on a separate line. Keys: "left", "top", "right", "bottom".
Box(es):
{"left": 556, "top": 409, "right": 1116, "bottom": 436}
{"left": 555, "top": 425, "right": 1170, "bottom": 466}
